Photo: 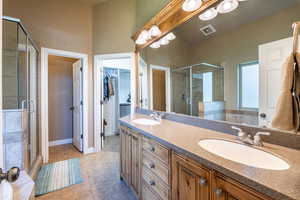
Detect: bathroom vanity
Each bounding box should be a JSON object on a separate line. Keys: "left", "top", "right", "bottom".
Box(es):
{"left": 119, "top": 114, "right": 300, "bottom": 200}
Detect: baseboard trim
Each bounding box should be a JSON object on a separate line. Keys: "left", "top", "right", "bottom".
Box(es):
{"left": 49, "top": 138, "right": 72, "bottom": 147}
{"left": 85, "top": 147, "right": 95, "bottom": 154}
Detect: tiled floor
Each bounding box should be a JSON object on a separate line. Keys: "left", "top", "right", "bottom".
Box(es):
{"left": 36, "top": 135, "right": 136, "bottom": 200}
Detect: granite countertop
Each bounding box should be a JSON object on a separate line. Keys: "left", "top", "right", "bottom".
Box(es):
{"left": 120, "top": 113, "right": 300, "bottom": 200}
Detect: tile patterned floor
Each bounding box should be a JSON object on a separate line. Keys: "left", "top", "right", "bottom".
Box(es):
{"left": 36, "top": 135, "right": 136, "bottom": 200}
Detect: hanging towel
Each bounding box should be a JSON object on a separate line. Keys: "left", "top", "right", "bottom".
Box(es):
{"left": 103, "top": 75, "right": 110, "bottom": 101}
{"left": 109, "top": 77, "right": 115, "bottom": 96}
{"left": 271, "top": 53, "right": 300, "bottom": 131}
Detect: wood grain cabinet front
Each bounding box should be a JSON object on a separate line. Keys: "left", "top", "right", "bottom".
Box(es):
{"left": 172, "top": 153, "right": 210, "bottom": 200}
{"left": 211, "top": 173, "right": 272, "bottom": 200}
{"left": 120, "top": 125, "right": 273, "bottom": 200}
{"left": 120, "top": 126, "right": 141, "bottom": 198}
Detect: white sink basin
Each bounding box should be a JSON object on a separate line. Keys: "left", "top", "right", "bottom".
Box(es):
{"left": 198, "top": 139, "right": 289, "bottom": 170}
{"left": 132, "top": 118, "right": 160, "bottom": 126}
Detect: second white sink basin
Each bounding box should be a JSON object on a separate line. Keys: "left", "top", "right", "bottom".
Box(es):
{"left": 132, "top": 118, "right": 160, "bottom": 126}
{"left": 198, "top": 139, "right": 289, "bottom": 170}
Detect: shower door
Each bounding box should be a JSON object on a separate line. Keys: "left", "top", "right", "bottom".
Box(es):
{"left": 2, "top": 18, "right": 39, "bottom": 171}
{"left": 172, "top": 68, "right": 191, "bottom": 115}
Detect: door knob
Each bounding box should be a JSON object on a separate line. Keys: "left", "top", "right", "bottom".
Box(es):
{"left": 260, "top": 113, "right": 266, "bottom": 118}
{"left": 70, "top": 106, "right": 75, "bottom": 111}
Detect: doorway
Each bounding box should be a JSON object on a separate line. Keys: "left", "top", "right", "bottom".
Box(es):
{"left": 150, "top": 65, "right": 171, "bottom": 112}
{"left": 41, "top": 48, "right": 89, "bottom": 163}
{"left": 94, "top": 53, "right": 134, "bottom": 151}
{"left": 48, "top": 56, "right": 83, "bottom": 155}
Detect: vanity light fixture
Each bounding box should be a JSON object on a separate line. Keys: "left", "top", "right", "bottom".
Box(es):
{"left": 149, "top": 25, "right": 161, "bottom": 37}
{"left": 160, "top": 38, "right": 170, "bottom": 45}
{"left": 217, "top": 0, "right": 239, "bottom": 14}
{"left": 135, "top": 30, "right": 150, "bottom": 45}
{"left": 165, "top": 32, "right": 176, "bottom": 40}
{"left": 182, "top": 0, "right": 202, "bottom": 12}
{"left": 199, "top": 7, "right": 218, "bottom": 21}
{"left": 150, "top": 41, "right": 161, "bottom": 49}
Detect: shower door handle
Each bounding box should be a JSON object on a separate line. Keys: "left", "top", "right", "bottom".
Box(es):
{"left": 21, "top": 100, "right": 27, "bottom": 110}
{"left": 28, "top": 100, "right": 35, "bottom": 113}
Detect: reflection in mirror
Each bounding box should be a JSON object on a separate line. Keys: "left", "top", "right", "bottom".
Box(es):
{"left": 139, "top": 0, "right": 300, "bottom": 130}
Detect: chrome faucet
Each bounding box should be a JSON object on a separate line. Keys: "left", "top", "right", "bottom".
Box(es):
{"left": 232, "top": 126, "right": 270, "bottom": 147}
{"left": 232, "top": 126, "right": 253, "bottom": 145}
{"left": 253, "top": 132, "right": 271, "bottom": 147}
{"left": 150, "top": 112, "right": 164, "bottom": 122}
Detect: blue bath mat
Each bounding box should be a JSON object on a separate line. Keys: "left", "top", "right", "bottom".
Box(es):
{"left": 35, "top": 158, "right": 83, "bottom": 196}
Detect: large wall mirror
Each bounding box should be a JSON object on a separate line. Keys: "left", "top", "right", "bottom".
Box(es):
{"left": 137, "top": 0, "right": 300, "bottom": 131}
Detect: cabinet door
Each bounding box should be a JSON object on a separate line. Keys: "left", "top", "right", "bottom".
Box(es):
{"left": 131, "top": 133, "right": 140, "bottom": 196}
{"left": 172, "top": 153, "right": 210, "bottom": 200}
{"left": 178, "top": 165, "right": 197, "bottom": 200}
{"left": 120, "top": 129, "right": 126, "bottom": 179}
{"left": 212, "top": 174, "right": 271, "bottom": 200}
{"left": 125, "top": 132, "right": 132, "bottom": 184}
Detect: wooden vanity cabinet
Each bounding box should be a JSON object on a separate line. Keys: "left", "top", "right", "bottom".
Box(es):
{"left": 172, "top": 153, "right": 210, "bottom": 200}
{"left": 211, "top": 173, "right": 272, "bottom": 200}
{"left": 120, "top": 125, "right": 273, "bottom": 200}
{"left": 120, "top": 126, "right": 141, "bottom": 198}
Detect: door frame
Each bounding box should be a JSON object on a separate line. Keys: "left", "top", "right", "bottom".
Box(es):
{"left": 94, "top": 52, "right": 135, "bottom": 152}
{"left": 149, "top": 65, "right": 171, "bottom": 112}
{"left": 41, "top": 47, "right": 89, "bottom": 163}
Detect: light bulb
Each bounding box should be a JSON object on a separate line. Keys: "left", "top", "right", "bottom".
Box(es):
{"left": 149, "top": 25, "right": 161, "bottom": 37}
{"left": 160, "top": 38, "right": 170, "bottom": 45}
{"left": 199, "top": 7, "right": 218, "bottom": 21}
{"left": 165, "top": 32, "right": 176, "bottom": 40}
{"left": 182, "top": 0, "right": 202, "bottom": 12}
{"left": 150, "top": 42, "right": 160, "bottom": 49}
{"left": 217, "top": 0, "right": 239, "bottom": 14}
{"left": 135, "top": 37, "right": 146, "bottom": 45}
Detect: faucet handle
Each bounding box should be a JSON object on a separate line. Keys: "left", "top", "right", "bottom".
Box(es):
{"left": 231, "top": 126, "right": 242, "bottom": 132}
{"left": 253, "top": 132, "right": 270, "bottom": 147}
{"left": 255, "top": 132, "right": 271, "bottom": 137}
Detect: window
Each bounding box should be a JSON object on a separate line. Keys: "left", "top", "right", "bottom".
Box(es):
{"left": 239, "top": 62, "right": 259, "bottom": 109}
{"left": 203, "top": 72, "right": 213, "bottom": 102}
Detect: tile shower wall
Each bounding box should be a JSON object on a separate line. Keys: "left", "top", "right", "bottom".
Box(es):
{"left": 3, "top": 109, "right": 28, "bottom": 171}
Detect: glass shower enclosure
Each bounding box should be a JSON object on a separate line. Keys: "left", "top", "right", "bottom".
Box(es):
{"left": 172, "top": 63, "right": 224, "bottom": 117}
{"left": 2, "top": 16, "right": 39, "bottom": 172}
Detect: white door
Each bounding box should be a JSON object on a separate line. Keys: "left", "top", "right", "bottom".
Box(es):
{"left": 259, "top": 37, "right": 299, "bottom": 127}
{"left": 72, "top": 60, "right": 83, "bottom": 152}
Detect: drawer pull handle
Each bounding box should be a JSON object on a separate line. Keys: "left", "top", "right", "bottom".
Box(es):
{"left": 149, "top": 163, "right": 155, "bottom": 169}
{"left": 215, "top": 188, "right": 223, "bottom": 197}
{"left": 199, "top": 177, "right": 207, "bottom": 186}
{"left": 149, "top": 180, "right": 156, "bottom": 186}
{"left": 150, "top": 146, "right": 155, "bottom": 152}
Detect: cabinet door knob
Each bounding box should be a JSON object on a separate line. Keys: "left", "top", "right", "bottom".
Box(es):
{"left": 149, "top": 163, "right": 155, "bottom": 169}
{"left": 199, "top": 177, "right": 207, "bottom": 186}
{"left": 149, "top": 180, "right": 156, "bottom": 186}
{"left": 215, "top": 188, "right": 223, "bottom": 197}
{"left": 150, "top": 146, "right": 155, "bottom": 152}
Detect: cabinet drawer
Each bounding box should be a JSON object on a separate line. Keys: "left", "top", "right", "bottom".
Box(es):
{"left": 142, "top": 150, "right": 170, "bottom": 184}
{"left": 142, "top": 181, "right": 163, "bottom": 200}
{"left": 142, "top": 167, "right": 169, "bottom": 200}
{"left": 143, "top": 137, "right": 170, "bottom": 165}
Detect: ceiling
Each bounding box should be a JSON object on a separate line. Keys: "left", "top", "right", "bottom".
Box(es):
{"left": 175, "top": 0, "right": 300, "bottom": 45}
